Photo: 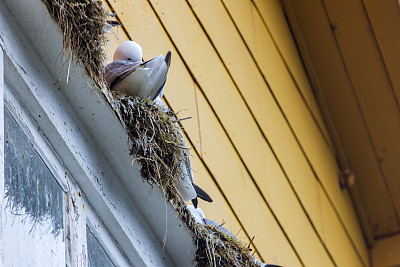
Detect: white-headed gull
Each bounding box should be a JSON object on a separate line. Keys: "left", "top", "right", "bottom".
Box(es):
{"left": 104, "top": 41, "right": 171, "bottom": 100}
{"left": 104, "top": 41, "right": 212, "bottom": 208}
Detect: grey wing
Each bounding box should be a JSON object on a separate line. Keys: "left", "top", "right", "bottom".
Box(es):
{"left": 176, "top": 117, "right": 213, "bottom": 203}
{"left": 104, "top": 61, "right": 140, "bottom": 89}
{"left": 141, "top": 52, "right": 171, "bottom": 100}
{"left": 155, "top": 98, "right": 212, "bottom": 203}
{"left": 180, "top": 132, "right": 213, "bottom": 203}
{"left": 177, "top": 130, "right": 194, "bottom": 184}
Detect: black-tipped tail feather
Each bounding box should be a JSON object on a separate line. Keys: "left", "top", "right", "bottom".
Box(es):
{"left": 193, "top": 184, "right": 213, "bottom": 202}
{"left": 191, "top": 198, "right": 198, "bottom": 209}
{"left": 191, "top": 184, "right": 213, "bottom": 209}
{"left": 165, "top": 51, "right": 171, "bottom": 67}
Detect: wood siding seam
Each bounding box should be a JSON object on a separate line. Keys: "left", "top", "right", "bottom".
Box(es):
{"left": 162, "top": 97, "right": 266, "bottom": 261}
{"left": 357, "top": 2, "right": 400, "bottom": 233}
{"left": 102, "top": 2, "right": 268, "bottom": 260}
{"left": 148, "top": 0, "right": 340, "bottom": 264}
{"left": 102, "top": 0, "right": 369, "bottom": 265}
{"left": 145, "top": 1, "right": 304, "bottom": 261}
{"left": 214, "top": 1, "right": 366, "bottom": 265}
{"left": 357, "top": 0, "right": 400, "bottom": 223}
{"left": 104, "top": 0, "right": 133, "bottom": 41}
{"left": 318, "top": 0, "right": 400, "bottom": 231}
{"left": 284, "top": 0, "right": 399, "bottom": 252}
{"left": 359, "top": 0, "right": 400, "bottom": 112}
{"left": 182, "top": 1, "right": 337, "bottom": 265}
{"left": 249, "top": 0, "right": 335, "bottom": 153}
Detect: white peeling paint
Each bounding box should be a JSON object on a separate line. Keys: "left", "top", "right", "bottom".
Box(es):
{"left": 0, "top": 0, "right": 195, "bottom": 266}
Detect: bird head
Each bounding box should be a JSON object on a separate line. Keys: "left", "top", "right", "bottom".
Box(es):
{"left": 113, "top": 41, "right": 143, "bottom": 62}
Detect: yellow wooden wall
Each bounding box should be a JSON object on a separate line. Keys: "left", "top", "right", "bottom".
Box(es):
{"left": 102, "top": 0, "right": 369, "bottom": 266}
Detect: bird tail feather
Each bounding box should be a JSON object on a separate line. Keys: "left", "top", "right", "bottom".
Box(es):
{"left": 193, "top": 184, "right": 213, "bottom": 203}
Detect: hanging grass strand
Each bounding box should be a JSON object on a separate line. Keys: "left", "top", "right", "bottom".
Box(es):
{"left": 42, "top": 0, "right": 108, "bottom": 88}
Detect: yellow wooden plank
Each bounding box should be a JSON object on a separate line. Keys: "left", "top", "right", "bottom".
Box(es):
{"left": 372, "top": 233, "right": 400, "bottom": 267}
{"left": 323, "top": 0, "right": 400, "bottom": 234}
{"left": 362, "top": 0, "right": 400, "bottom": 111}
{"left": 318, "top": 188, "right": 365, "bottom": 267}
{"left": 251, "top": 0, "right": 332, "bottom": 149}
{"left": 220, "top": 0, "right": 364, "bottom": 253}
{"left": 191, "top": 89, "right": 334, "bottom": 266}
{"left": 191, "top": 0, "right": 368, "bottom": 262}
{"left": 103, "top": 2, "right": 303, "bottom": 263}
{"left": 104, "top": 0, "right": 368, "bottom": 264}
{"left": 104, "top": 29, "right": 129, "bottom": 62}
{"left": 102, "top": 21, "right": 266, "bottom": 255}
{"left": 185, "top": 86, "right": 303, "bottom": 266}
{"left": 189, "top": 153, "right": 277, "bottom": 265}
{"left": 191, "top": 98, "right": 362, "bottom": 266}
{"left": 287, "top": 0, "right": 399, "bottom": 238}
{"left": 219, "top": 0, "right": 332, "bottom": 148}
{"left": 142, "top": 0, "right": 361, "bottom": 264}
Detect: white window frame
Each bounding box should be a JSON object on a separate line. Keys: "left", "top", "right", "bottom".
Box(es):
{"left": 0, "top": 0, "right": 195, "bottom": 266}
{"left": 3, "top": 79, "right": 130, "bottom": 267}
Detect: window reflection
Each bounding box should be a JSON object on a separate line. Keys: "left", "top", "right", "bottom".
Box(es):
{"left": 87, "top": 226, "right": 115, "bottom": 267}
{"left": 3, "top": 107, "right": 66, "bottom": 266}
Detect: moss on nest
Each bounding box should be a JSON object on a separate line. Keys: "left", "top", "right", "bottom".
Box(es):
{"left": 42, "top": 0, "right": 107, "bottom": 88}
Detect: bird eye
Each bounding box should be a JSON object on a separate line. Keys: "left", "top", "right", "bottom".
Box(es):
{"left": 127, "top": 57, "right": 132, "bottom": 60}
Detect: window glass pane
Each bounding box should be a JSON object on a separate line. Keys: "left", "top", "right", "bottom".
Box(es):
{"left": 87, "top": 226, "right": 115, "bottom": 267}
{"left": 3, "top": 107, "right": 66, "bottom": 266}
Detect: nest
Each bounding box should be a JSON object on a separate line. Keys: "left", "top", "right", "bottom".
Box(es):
{"left": 111, "top": 93, "right": 185, "bottom": 201}
{"left": 41, "top": 0, "right": 107, "bottom": 88}
{"left": 175, "top": 202, "right": 260, "bottom": 267}
{"left": 43, "top": 0, "right": 264, "bottom": 266}
{"left": 111, "top": 93, "right": 260, "bottom": 267}
{"left": 194, "top": 224, "right": 260, "bottom": 267}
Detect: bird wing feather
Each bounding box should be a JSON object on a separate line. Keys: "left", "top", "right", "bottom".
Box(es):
{"left": 104, "top": 60, "right": 141, "bottom": 89}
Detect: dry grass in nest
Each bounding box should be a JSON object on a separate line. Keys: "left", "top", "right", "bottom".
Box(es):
{"left": 41, "top": 0, "right": 107, "bottom": 88}
{"left": 194, "top": 225, "right": 260, "bottom": 267}
{"left": 110, "top": 92, "right": 261, "bottom": 267}
{"left": 173, "top": 201, "right": 260, "bottom": 267}
{"left": 110, "top": 92, "right": 186, "bottom": 202}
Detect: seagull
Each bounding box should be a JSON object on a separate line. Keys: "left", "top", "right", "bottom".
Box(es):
{"left": 104, "top": 41, "right": 171, "bottom": 100}
{"left": 104, "top": 41, "right": 212, "bottom": 208}
{"left": 104, "top": 20, "right": 122, "bottom": 33}
{"left": 154, "top": 97, "right": 213, "bottom": 208}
